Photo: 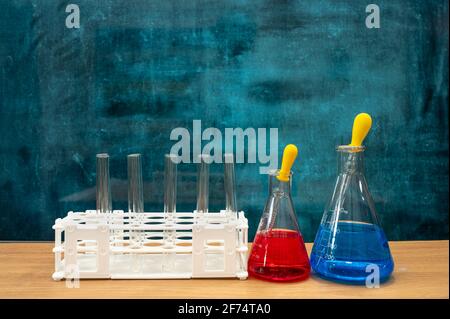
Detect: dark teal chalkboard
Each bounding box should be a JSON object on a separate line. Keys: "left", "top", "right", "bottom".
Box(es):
{"left": 0, "top": 0, "right": 448, "bottom": 241}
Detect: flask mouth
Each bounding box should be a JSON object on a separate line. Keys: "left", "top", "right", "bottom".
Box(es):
{"left": 336, "top": 145, "right": 365, "bottom": 153}
{"left": 268, "top": 169, "right": 293, "bottom": 179}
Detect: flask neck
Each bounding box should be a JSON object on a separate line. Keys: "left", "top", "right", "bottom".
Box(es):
{"left": 337, "top": 147, "right": 365, "bottom": 175}
{"left": 269, "top": 170, "right": 292, "bottom": 194}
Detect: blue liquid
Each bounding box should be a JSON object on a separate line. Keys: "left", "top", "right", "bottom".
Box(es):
{"left": 310, "top": 222, "right": 394, "bottom": 284}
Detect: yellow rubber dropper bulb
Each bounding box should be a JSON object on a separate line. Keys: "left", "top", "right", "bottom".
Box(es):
{"left": 277, "top": 144, "right": 298, "bottom": 182}
{"left": 349, "top": 113, "right": 372, "bottom": 147}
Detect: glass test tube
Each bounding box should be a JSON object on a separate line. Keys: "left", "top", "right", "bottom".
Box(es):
{"left": 164, "top": 154, "right": 178, "bottom": 216}
{"left": 224, "top": 153, "right": 237, "bottom": 214}
{"left": 196, "top": 154, "right": 210, "bottom": 214}
{"left": 96, "top": 153, "right": 112, "bottom": 214}
{"left": 163, "top": 155, "right": 178, "bottom": 254}
{"left": 128, "top": 154, "right": 144, "bottom": 248}
{"left": 127, "top": 154, "right": 144, "bottom": 213}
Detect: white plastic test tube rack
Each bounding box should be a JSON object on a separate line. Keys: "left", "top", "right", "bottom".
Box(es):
{"left": 52, "top": 154, "right": 248, "bottom": 280}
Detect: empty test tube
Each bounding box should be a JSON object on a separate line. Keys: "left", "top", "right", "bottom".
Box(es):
{"left": 224, "top": 153, "right": 237, "bottom": 214}
{"left": 196, "top": 154, "right": 210, "bottom": 213}
{"left": 127, "top": 154, "right": 144, "bottom": 213}
{"left": 96, "top": 153, "right": 112, "bottom": 214}
{"left": 164, "top": 154, "right": 178, "bottom": 214}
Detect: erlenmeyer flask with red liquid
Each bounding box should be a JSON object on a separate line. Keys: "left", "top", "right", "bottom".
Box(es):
{"left": 248, "top": 144, "right": 310, "bottom": 282}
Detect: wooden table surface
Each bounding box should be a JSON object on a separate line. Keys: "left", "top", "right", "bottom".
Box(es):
{"left": 0, "top": 240, "right": 448, "bottom": 299}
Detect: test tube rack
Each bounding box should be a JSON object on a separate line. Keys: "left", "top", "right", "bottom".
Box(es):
{"left": 52, "top": 154, "right": 249, "bottom": 280}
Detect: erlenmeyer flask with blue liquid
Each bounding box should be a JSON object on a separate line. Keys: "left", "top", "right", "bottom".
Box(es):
{"left": 310, "top": 113, "right": 394, "bottom": 284}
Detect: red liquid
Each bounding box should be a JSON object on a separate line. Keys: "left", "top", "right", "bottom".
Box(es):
{"left": 248, "top": 229, "right": 311, "bottom": 282}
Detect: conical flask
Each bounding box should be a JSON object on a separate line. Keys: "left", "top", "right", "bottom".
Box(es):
{"left": 310, "top": 113, "right": 394, "bottom": 284}
{"left": 248, "top": 144, "right": 310, "bottom": 282}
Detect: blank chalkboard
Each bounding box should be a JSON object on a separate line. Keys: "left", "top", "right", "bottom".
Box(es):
{"left": 0, "top": 0, "right": 448, "bottom": 241}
